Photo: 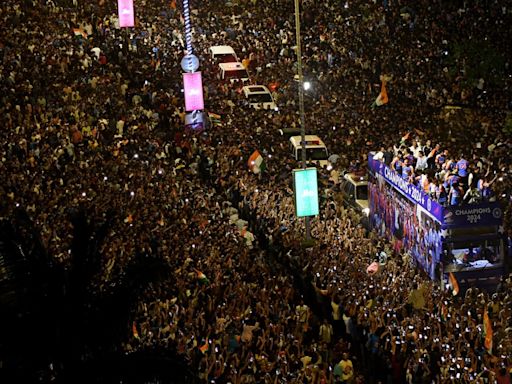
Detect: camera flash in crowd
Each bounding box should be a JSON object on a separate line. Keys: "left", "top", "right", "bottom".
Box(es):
{"left": 130, "top": 191, "right": 135, "bottom": 197}
{"left": 82, "top": 192, "right": 86, "bottom": 197}
{"left": 134, "top": 154, "right": 139, "bottom": 159}
{"left": 104, "top": 176, "right": 108, "bottom": 181}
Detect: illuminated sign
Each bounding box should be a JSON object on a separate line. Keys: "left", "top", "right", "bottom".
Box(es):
{"left": 118, "top": 0, "right": 135, "bottom": 28}
{"left": 183, "top": 72, "right": 204, "bottom": 111}
{"left": 293, "top": 168, "right": 319, "bottom": 217}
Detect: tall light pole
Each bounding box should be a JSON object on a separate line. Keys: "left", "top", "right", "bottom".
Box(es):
{"left": 181, "top": 0, "right": 203, "bottom": 127}
{"left": 294, "top": 0, "right": 312, "bottom": 243}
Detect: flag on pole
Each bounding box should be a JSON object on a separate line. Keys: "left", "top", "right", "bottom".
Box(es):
{"left": 440, "top": 303, "right": 448, "bottom": 322}
{"left": 448, "top": 272, "right": 459, "bottom": 296}
{"left": 132, "top": 321, "right": 140, "bottom": 339}
{"left": 72, "top": 28, "right": 88, "bottom": 39}
{"left": 247, "top": 150, "right": 265, "bottom": 174}
{"left": 483, "top": 309, "right": 493, "bottom": 353}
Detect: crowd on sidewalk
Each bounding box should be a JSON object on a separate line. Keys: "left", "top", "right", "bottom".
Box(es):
{"left": 1, "top": 0, "right": 511, "bottom": 383}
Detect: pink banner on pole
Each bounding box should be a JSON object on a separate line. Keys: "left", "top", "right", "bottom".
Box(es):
{"left": 183, "top": 72, "right": 204, "bottom": 111}
{"left": 118, "top": 0, "right": 135, "bottom": 28}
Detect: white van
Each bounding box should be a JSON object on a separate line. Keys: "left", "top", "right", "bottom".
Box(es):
{"left": 209, "top": 45, "right": 238, "bottom": 63}
{"left": 289, "top": 135, "right": 330, "bottom": 168}
{"left": 242, "top": 85, "right": 277, "bottom": 111}
{"left": 219, "top": 62, "right": 250, "bottom": 83}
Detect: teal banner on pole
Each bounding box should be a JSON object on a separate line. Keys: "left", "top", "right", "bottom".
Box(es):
{"left": 293, "top": 168, "right": 319, "bottom": 217}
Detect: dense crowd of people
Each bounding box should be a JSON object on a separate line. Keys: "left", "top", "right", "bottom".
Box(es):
{"left": 1, "top": 0, "right": 511, "bottom": 383}
{"left": 372, "top": 136, "right": 502, "bottom": 207}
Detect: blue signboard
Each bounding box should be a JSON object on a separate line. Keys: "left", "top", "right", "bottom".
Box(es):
{"left": 368, "top": 156, "right": 444, "bottom": 222}
{"left": 443, "top": 203, "right": 503, "bottom": 228}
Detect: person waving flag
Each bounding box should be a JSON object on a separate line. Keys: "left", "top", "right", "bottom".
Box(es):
{"left": 448, "top": 272, "right": 459, "bottom": 296}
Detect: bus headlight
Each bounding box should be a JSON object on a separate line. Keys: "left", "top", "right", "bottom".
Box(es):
{"left": 362, "top": 208, "right": 370, "bottom": 216}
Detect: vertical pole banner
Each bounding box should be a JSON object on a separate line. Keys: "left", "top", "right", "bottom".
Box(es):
{"left": 183, "top": 72, "right": 204, "bottom": 111}
{"left": 293, "top": 168, "right": 319, "bottom": 217}
{"left": 118, "top": 0, "right": 135, "bottom": 28}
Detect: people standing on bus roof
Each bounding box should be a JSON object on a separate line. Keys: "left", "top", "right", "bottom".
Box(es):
{"left": 415, "top": 151, "right": 428, "bottom": 172}
{"left": 448, "top": 182, "right": 464, "bottom": 206}
{"left": 383, "top": 146, "right": 394, "bottom": 166}
{"left": 437, "top": 184, "right": 448, "bottom": 206}
{"left": 456, "top": 154, "right": 469, "bottom": 187}
{"left": 477, "top": 174, "right": 498, "bottom": 201}
{"left": 426, "top": 143, "right": 440, "bottom": 169}
{"left": 402, "top": 158, "right": 415, "bottom": 182}
{"left": 391, "top": 151, "right": 403, "bottom": 174}
{"left": 405, "top": 149, "right": 415, "bottom": 166}
{"left": 372, "top": 146, "right": 385, "bottom": 162}
{"left": 409, "top": 139, "right": 422, "bottom": 158}
{"left": 435, "top": 148, "right": 448, "bottom": 169}
{"left": 463, "top": 185, "right": 482, "bottom": 205}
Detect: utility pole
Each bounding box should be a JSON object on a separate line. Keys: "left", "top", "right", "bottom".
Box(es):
{"left": 294, "top": 0, "right": 311, "bottom": 242}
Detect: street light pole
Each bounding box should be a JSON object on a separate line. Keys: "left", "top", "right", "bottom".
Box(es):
{"left": 294, "top": 0, "right": 311, "bottom": 242}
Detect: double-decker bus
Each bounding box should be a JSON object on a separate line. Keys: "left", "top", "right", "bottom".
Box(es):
{"left": 368, "top": 154, "right": 506, "bottom": 292}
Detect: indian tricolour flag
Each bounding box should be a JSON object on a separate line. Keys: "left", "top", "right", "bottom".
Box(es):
{"left": 208, "top": 112, "right": 221, "bottom": 126}
{"left": 372, "top": 76, "right": 389, "bottom": 108}
{"left": 199, "top": 340, "right": 209, "bottom": 354}
{"left": 72, "top": 28, "right": 88, "bottom": 39}
{"left": 195, "top": 269, "right": 209, "bottom": 285}
{"left": 374, "top": 79, "right": 389, "bottom": 106}
{"left": 448, "top": 272, "right": 459, "bottom": 296}
{"left": 247, "top": 150, "right": 265, "bottom": 174}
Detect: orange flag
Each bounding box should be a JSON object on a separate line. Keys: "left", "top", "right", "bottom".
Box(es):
{"left": 374, "top": 80, "right": 389, "bottom": 106}
{"left": 483, "top": 309, "right": 493, "bottom": 353}
{"left": 448, "top": 273, "right": 459, "bottom": 296}
{"left": 132, "top": 322, "right": 140, "bottom": 339}
{"left": 199, "top": 341, "right": 209, "bottom": 354}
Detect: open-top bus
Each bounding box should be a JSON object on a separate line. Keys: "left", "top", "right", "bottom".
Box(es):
{"left": 368, "top": 154, "right": 506, "bottom": 292}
